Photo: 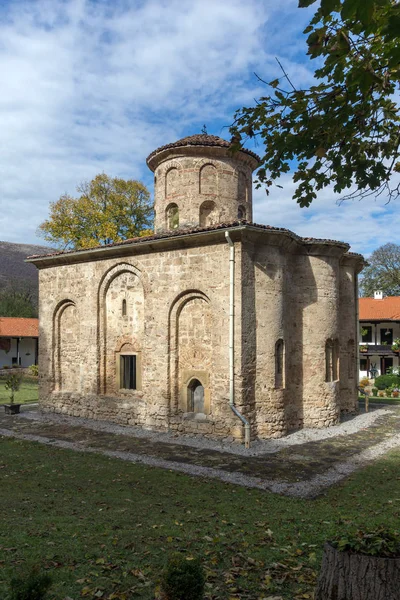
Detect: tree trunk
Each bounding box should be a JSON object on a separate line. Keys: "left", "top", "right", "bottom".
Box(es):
{"left": 315, "top": 542, "right": 400, "bottom": 600}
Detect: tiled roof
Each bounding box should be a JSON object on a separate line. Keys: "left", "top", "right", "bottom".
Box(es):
{"left": 359, "top": 297, "right": 400, "bottom": 321}
{"left": 27, "top": 221, "right": 352, "bottom": 261}
{"left": 146, "top": 133, "right": 261, "bottom": 164}
{"left": 0, "top": 317, "right": 39, "bottom": 338}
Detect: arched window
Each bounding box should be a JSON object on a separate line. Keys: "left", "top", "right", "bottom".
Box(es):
{"left": 325, "top": 339, "right": 339, "bottom": 382}
{"left": 187, "top": 379, "right": 205, "bottom": 413}
{"left": 347, "top": 339, "right": 355, "bottom": 379}
{"left": 199, "top": 200, "right": 217, "bottom": 227}
{"left": 166, "top": 203, "right": 179, "bottom": 230}
{"left": 275, "top": 339, "right": 285, "bottom": 388}
{"left": 122, "top": 299, "right": 127, "bottom": 316}
{"left": 325, "top": 339, "right": 333, "bottom": 382}
{"left": 237, "top": 205, "right": 246, "bottom": 220}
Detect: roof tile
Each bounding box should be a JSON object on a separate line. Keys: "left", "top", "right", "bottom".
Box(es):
{"left": 0, "top": 318, "right": 39, "bottom": 338}
{"left": 27, "top": 221, "right": 351, "bottom": 260}
{"left": 146, "top": 133, "right": 261, "bottom": 164}
{"left": 359, "top": 297, "right": 400, "bottom": 321}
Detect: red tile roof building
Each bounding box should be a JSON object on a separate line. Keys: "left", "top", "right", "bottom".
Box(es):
{"left": 359, "top": 296, "right": 400, "bottom": 321}
{"left": 0, "top": 318, "right": 39, "bottom": 338}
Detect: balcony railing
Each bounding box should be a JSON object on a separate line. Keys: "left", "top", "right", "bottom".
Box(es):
{"left": 359, "top": 344, "right": 397, "bottom": 354}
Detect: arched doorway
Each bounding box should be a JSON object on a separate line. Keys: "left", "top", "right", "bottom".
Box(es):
{"left": 187, "top": 379, "right": 204, "bottom": 413}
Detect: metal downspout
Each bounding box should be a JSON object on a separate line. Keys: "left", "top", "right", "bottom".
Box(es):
{"left": 225, "top": 231, "right": 250, "bottom": 449}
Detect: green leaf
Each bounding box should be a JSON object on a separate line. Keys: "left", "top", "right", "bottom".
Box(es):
{"left": 341, "top": 0, "right": 358, "bottom": 21}
{"left": 320, "top": 0, "right": 341, "bottom": 17}
{"left": 356, "top": 0, "right": 375, "bottom": 25}
{"left": 298, "top": 0, "right": 316, "bottom": 7}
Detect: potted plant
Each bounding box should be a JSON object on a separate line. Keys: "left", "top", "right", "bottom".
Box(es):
{"left": 391, "top": 338, "right": 400, "bottom": 352}
{"left": 359, "top": 344, "right": 368, "bottom": 353}
{"left": 3, "top": 371, "right": 23, "bottom": 414}
{"left": 315, "top": 527, "right": 400, "bottom": 599}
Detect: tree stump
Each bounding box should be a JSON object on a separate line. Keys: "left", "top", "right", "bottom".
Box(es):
{"left": 315, "top": 542, "right": 400, "bottom": 600}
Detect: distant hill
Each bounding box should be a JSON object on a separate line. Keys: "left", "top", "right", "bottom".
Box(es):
{"left": 0, "top": 241, "right": 55, "bottom": 300}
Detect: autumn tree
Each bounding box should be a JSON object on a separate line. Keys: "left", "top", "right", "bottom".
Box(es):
{"left": 230, "top": 0, "right": 400, "bottom": 207}
{"left": 38, "top": 174, "right": 153, "bottom": 250}
{"left": 360, "top": 242, "right": 400, "bottom": 297}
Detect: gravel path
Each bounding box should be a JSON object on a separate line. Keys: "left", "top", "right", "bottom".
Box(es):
{"left": 20, "top": 405, "right": 396, "bottom": 456}
{"left": 1, "top": 405, "right": 400, "bottom": 498}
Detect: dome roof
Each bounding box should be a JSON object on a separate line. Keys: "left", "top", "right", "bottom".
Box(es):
{"left": 146, "top": 133, "right": 261, "bottom": 167}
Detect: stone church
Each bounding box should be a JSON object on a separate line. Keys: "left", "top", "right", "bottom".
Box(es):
{"left": 28, "top": 134, "right": 364, "bottom": 444}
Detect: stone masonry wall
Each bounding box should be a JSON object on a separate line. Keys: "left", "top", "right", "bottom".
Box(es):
{"left": 38, "top": 239, "right": 245, "bottom": 440}
{"left": 152, "top": 147, "right": 254, "bottom": 232}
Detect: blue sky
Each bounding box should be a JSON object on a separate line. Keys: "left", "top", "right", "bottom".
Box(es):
{"left": 0, "top": 0, "right": 398, "bottom": 255}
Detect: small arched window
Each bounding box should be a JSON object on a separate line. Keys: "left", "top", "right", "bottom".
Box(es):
{"left": 122, "top": 299, "right": 127, "bottom": 316}
{"left": 237, "top": 205, "right": 246, "bottom": 220}
{"left": 199, "top": 200, "right": 217, "bottom": 227}
{"left": 275, "top": 339, "right": 285, "bottom": 388}
{"left": 325, "top": 339, "right": 339, "bottom": 382}
{"left": 347, "top": 339, "right": 355, "bottom": 379}
{"left": 187, "top": 379, "right": 205, "bottom": 413}
{"left": 166, "top": 203, "right": 179, "bottom": 230}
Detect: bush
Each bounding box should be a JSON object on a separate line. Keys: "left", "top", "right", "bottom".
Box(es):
{"left": 333, "top": 526, "right": 400, "bottom": 558}
{"left": 8, "top": 568, "right": 52, "bottom": 600}
{"left": 378, "top": 390, "right": 385, "bottom": 397}
{"left": 359, "top": 377, "right": 369, "bottom": 387}
{"left": 385, "top": 389, "right": 392, "bottom": 397}
{"left": 372, "top": 388, "right": 378, "bottom": 396}
{"left": 374, "top": 374, "right": 400, "bottom": 390}
{"left": 28, "top": 364, "right": 39, "bottom": 377}
{"left": 160, "top": 554, "right": 205, "bottom": 600}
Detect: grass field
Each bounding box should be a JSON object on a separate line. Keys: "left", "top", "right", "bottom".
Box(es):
{"left": 0, "top": 438, "right": 399, "bottom": 600}
{"left": 0, "top": 377, "right": 38, "bottom": 404}
{"left": 358, "top": 395, "right": 400, "bottom": 405}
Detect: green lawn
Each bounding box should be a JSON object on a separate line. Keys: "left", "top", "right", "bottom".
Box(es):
{"left": 0, "top": 438, "right": 399, "bottom": 600}
{"left": 0, "top": 377, "right": 38, "bottom": 404}
{"left": 359, "top": 395, "right": 400, "bottom": 405}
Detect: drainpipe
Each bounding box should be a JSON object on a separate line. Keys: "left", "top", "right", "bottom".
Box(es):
{"left": 225, "top": 231, "right": 250, "bottom": 449}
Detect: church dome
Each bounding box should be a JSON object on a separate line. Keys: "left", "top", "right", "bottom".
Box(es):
{"left": 146, "top": 133, "right": 260, "bottom": 169}
{"left": 148, "top": 132, "right": 260, "bottom": 233}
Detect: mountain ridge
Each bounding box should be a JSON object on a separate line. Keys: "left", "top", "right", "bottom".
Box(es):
{"left": 0, "top": 240, "right": 55, "bottom": 297}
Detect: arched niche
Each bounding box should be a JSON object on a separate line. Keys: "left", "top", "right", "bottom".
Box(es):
{"left": 237, "top": 170, "right": 249, "bottom": 203}
{"left": 53, "top": 299, "right": 79, "bottom": 393}
{"left": 98, "top": 263, "right": 145, "bottom": 395}
{"left": 165, "top": 167, "right": 180, "bottom": 198}
{"left": 199, "top": 200, "right": 218, "bottom": 227}
{"left": 168, "top": 290, "right": 212, "bottom": 416}
{"left": 199, "top": 163, "right": 218, "bottom": 195}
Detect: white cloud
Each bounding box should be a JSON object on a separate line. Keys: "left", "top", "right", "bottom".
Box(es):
{"left": 253, "top": 176, "right": 400, "bottom": 256}
{"left": 1, "top": 0, "right": 391, "bottom": 259}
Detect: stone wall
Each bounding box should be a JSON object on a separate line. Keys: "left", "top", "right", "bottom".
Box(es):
{"left": 38, "top": 237, "right": 243, "bottom": 439}
{"left": 150, "top": 146, "right": 255, "bottom": 232}
{"left": 36, "top": 228, "right": 362, "bottom": 442}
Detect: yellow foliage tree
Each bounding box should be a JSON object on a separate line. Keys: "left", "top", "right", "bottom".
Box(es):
{"left": 38, "top": 174, "right": 153, "bottom": 250}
